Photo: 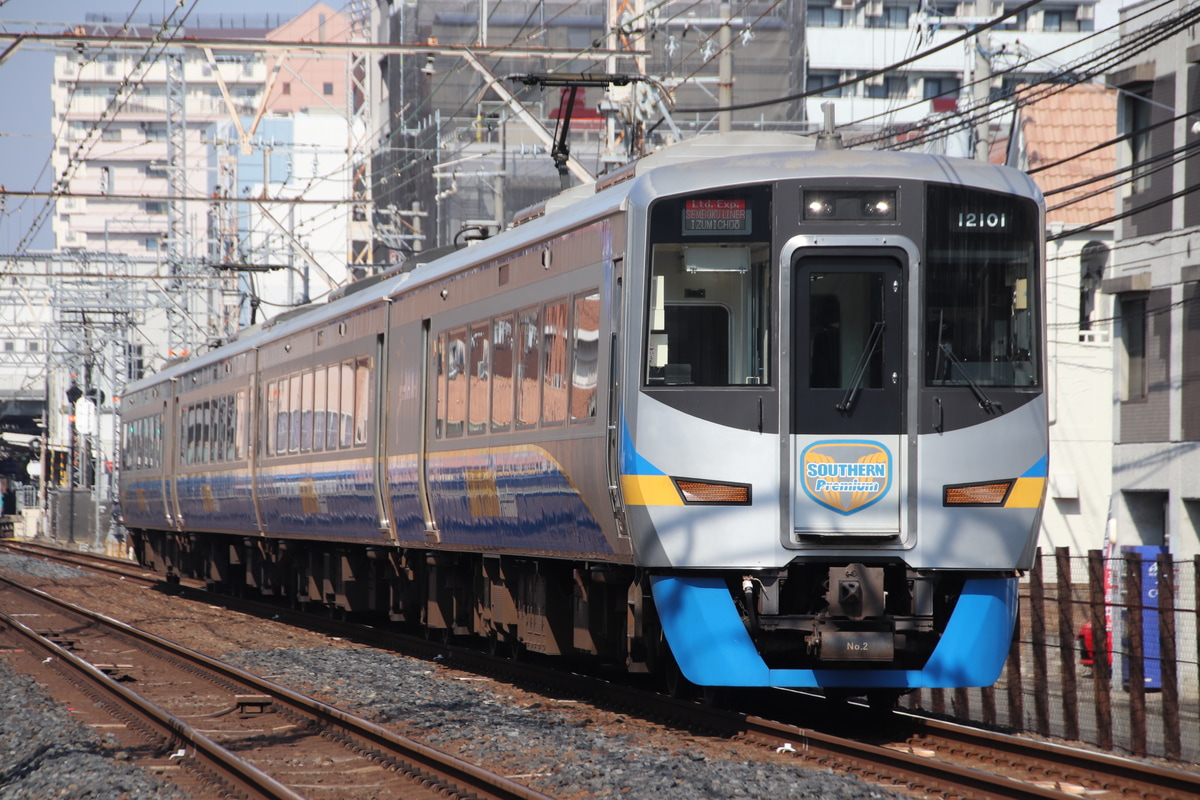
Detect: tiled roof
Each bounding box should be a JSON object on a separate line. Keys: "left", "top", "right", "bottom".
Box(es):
{"left": 991, "top": 83, "right": 1117, "bottom": 227}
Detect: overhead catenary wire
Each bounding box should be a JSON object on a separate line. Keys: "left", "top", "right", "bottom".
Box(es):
{"left": 866, "top": 2, "right": 1200, "bottom": 154}
{"left": 672, "top": 0, "right": 1046, "bottom": 114}
{"left": 6, "top": 1, "right": 1196, "bottom": 259}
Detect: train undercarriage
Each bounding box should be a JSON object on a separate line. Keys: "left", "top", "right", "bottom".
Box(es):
{"left": 128, "top": 529, "right": 652, "bottom": 668}
{"left": 127, "top": 528, "right": 968, "bottom": 685}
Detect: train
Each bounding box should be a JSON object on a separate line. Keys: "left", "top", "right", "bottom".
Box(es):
{"left": 118, "top": 132, "right": 1047, "bottom": 699}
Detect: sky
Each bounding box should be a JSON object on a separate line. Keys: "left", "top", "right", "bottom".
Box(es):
{"left": 0, "top": 1, "right": 313, "bottom": 252}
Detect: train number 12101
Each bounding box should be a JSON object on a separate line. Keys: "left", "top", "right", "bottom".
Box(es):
{"left": 954, "top": 211, "right": 1008, "bottom": 230}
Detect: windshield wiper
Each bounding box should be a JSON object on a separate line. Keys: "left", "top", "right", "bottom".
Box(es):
{"left": 836, "top": 321, "right": 885, "bottom": 413}
{"left": 938, "top": 343, "right": 1000, "bottom": 413}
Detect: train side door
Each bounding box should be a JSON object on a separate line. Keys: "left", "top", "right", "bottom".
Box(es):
{"left": 166, "top": 396, "right": 183, "bottom": 530}
{"left": 606, "top": 257, "right": 629, "bottom": 539}
{"left": 792, "top": 254, "right": 904, "bottom": 535}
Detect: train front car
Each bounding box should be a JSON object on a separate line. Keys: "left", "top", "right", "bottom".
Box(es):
{"left": 619, "top": 147, "right": 1046, "bottom": 692}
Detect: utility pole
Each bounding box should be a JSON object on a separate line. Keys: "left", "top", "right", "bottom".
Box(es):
{"left": 602, "top": 0, "right": 646, "bottom": 168}
{"left": 788, "top": 0, "right": 808, "bottom": 125}
{"left": 972, "top": 0, "right": 993, "bottom": 160}
{"left": 718, "top": 1, "right": 733, "bottom": 134}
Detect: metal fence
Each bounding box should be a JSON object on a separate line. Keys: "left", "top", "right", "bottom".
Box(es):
{"left": 901, "top": 547, "right": 1199, "bottom": 763}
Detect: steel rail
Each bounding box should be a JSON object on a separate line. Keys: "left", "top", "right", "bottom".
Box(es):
{"left": 0, "top": 572, "right": 556, "bottom": 800}
{"left": 0, "top": 607, "right": 307, "bottom": 800}
{"left": 10, "top": 540, "right": 1197, "bottom": 800}
{"left": 904, "top": 712, "right": 1200, "bottom": 799}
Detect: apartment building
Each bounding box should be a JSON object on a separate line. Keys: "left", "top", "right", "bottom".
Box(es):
{"left": 51, "top": 20, "right": 274, "bottom": 260}
{"left": 1101, "top": 0, "right": 1200, "bottom": 557}
{"left": 51, "top": 4, "right": 352, "bottom": 279}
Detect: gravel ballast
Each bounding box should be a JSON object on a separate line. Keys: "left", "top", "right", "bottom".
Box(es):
{"left": 1, "top": 550, "right": 903, "bottom": 799}
{"left": 0, "top": 660, "right": 191, "bottom": 800}
{"left": 228, "top": 647, "right": 902, "bottom": 800}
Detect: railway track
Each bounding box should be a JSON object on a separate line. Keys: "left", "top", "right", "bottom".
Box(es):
{"left": 5, "top": 538, "right": 1199, "bottom": 800}
{"left": 0, "top": 565, "right": 555, "bottom": 800}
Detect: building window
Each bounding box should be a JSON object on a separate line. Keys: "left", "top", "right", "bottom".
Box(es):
{"left": 868, "top": 5, "right": 910, "bottom": 27}
{"left": 126, "top": 344, "right": 145, "bottom": 381}
{"left": 282, "top": 82, "right": 291, "bottom": 95}
{"left": 99, "top": 166, "right": 111, "bottom": 195}
{"left": 323, "top": 82, "right": 334, "bottom": 96}
{"left": 1121, "top": 295, "right": 1147, "bottom": 399}
{"left": 3, "top": 341, "right": 14, "bottom": 352}
{"left": 101, "top": 126, "right": 121, "bottom": 142}
{"left": 1042, "top": 6, "right": 1090, "bottom": 31}
{"left": 809, "top": 5, "right": 845, "bottom": 26}
{"left": 866, "top": 75, "right": 909, "bottom": 99}
{"left": 1079, "top": 241, "right": 1108, "bottom": 332}
{"left": 144, "top": 201, "right": 167, "bottom": 215}
{"left": 806, "top": 72, "right": 844, "bottom": 97}
{"left": 998, "top": 5, "right": 1029, "bottom": 29}
{"left": 28, "top": 340, "right": 39, "bottom": 353}
{"left": 1125, "top": 86, "right": 1153, "bottom": 194}
{"left": 923, "top": 75, "right": 960, "bottom": 100}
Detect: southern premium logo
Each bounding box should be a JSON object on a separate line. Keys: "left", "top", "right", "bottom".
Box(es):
{"left": 801, "top": 440, "right": 892, "bottom": 515}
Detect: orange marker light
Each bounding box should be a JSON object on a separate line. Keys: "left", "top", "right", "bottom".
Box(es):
{"left": 943, "top": 481, "right": 1013, "bottom": 506}
{"left": 673, "top": 479, "right": 752, "bottom": 505}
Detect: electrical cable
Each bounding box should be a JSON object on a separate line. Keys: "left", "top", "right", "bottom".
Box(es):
{"left": 673, "top": 0, "right": 1045, "bottom": 114}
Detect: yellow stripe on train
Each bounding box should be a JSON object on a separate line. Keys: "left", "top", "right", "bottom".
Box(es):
{"left": 1004, "top": 477, "right": 1045, "bottom": 508}
{"left": 621, "top": 475, "right": 683, "bottom": 506}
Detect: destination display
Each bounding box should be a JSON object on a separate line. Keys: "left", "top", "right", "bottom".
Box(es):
{"left": 682, "top": 198, "right": 751, "bottom": 234}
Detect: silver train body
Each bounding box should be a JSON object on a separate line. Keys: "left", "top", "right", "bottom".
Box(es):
{"left": 119, "top": 134, "right": 1047, "bottom": 691}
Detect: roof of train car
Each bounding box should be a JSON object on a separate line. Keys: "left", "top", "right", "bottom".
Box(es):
{"left": 121, "top": 133, "right": 1041, "bottom": 399}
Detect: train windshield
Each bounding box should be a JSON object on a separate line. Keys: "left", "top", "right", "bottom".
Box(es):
{"left": 924, "top": 184, "right": 1040, "bottom": 388}
{"left": 644, "top": 185, "right": 772, "bottom": 386}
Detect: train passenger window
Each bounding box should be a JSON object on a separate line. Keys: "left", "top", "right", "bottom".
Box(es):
{"left": 571, "top": 291, "right": 600, "bottom": 422}
{"left": 325, "top": 365, "right": 340, "bottom": 449}
{"left": 644, "top": 186, "right": 772, "bottom": 388}
{"left": 201, "top": 400, "right": 213, "bottom": 462}
{"left": 300, "top": 370, "right": 315, "bottom": 452}
{"left": 214, "top": 397, "right": 226, "bottom": 463}
{"left": 543, "top": 301, "right": 569, "bottom": 424}
{"left": 188, "top": 405, "right": 198, "bottom": 464}
{"left": 226, "top": 395, "right": 236, "bottom": 460}
{"left": 289, "top": 374, "right": 302, "bottom": 453}
{"left": 236, "top": 391, "right": 247, "bottom": 460}
{"left": 808, "top": 273, "right": 885, "bottom": 390}
{"left": 925, "top": 184, "right": 1040, "bottom": 387}
{"left": 516, "top": 308, "right": 540, "bottom": 428}
{"left": 445, "top": 330, "right": 466, "bottom": 437}
{"left": 269, "top": 381, "right": 283, "bottom": 456}
{"left": 340, "top": 361, "right": 355, "bottom": 448}
{"left": 435, "top": 334, "right": 446, "bottom": 438}
{"left": 184, "top": 405, "right": 195, "bottom": 464}
{"left": 126, "top": 421, "right": 135, "bottom": 470}
{"left": 225, "top": 395, "right": 236, "bottom": 461}
{"left": 312, "top": 369, "right": 326, "bottom": 452}
{"left": 354, "top": 356, "right": 371, "bottom": 446}
{"left": 492, "top": 315, "right": 514, "bottom": 432}
{"left": 194, "top": 407, "right": 204, "bottom": 462}
{"left": 468, "top": 324, "right": 490, "bottom": 435}
{"left": 224, "top": 396, "right": 232, "bottom": 460}
{"left": 645, "top": 243, "right": 772, "bottom": 386}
